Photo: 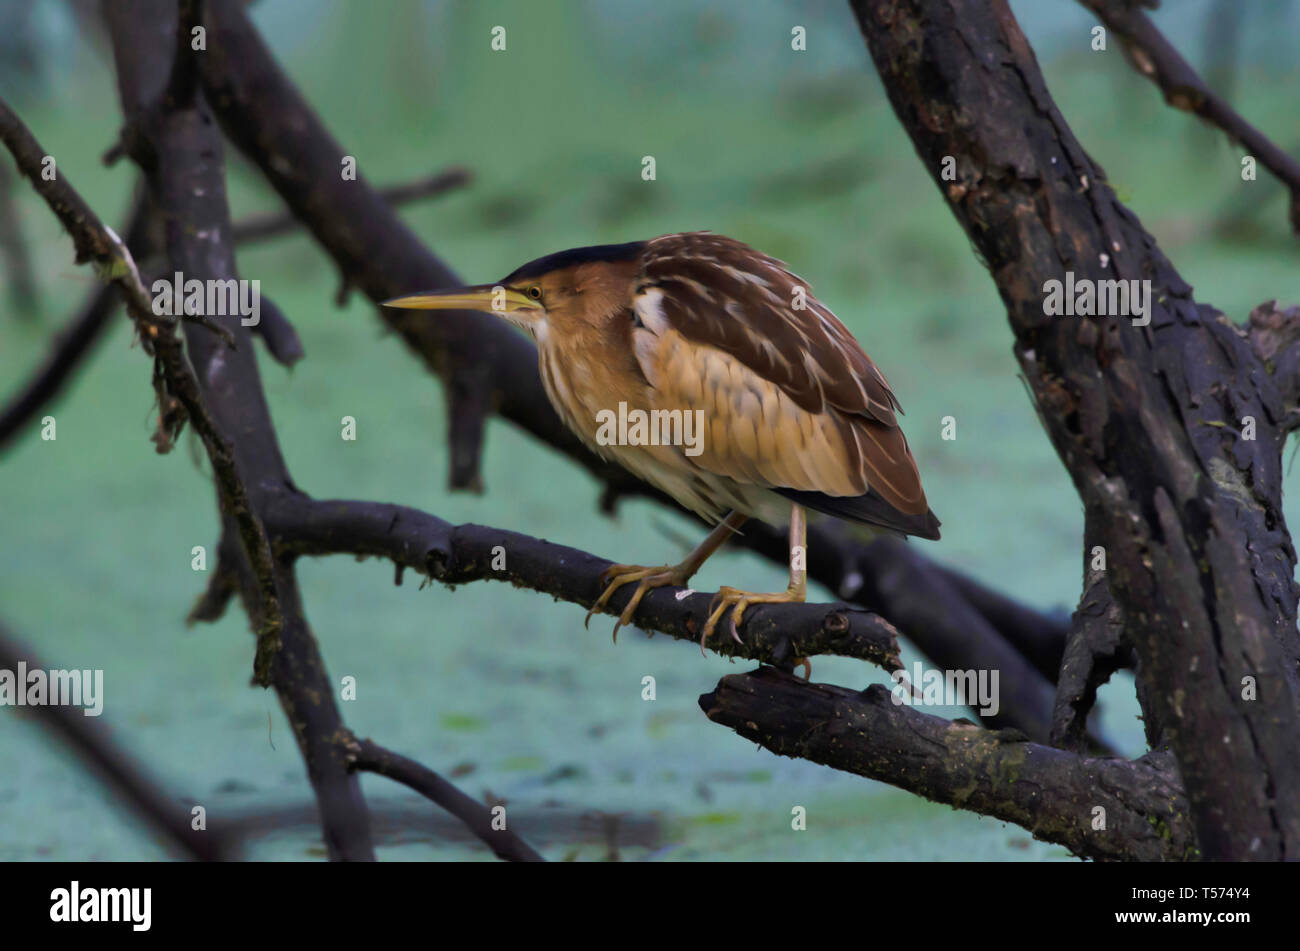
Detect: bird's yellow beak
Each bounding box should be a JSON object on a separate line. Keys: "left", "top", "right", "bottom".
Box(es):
{"left": 381, "top": 284, "right": 539, "bottom": 314}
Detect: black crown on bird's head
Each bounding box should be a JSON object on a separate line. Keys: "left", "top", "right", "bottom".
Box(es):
{"left": 501, "top": 241, "right": 647, "bottom": 284}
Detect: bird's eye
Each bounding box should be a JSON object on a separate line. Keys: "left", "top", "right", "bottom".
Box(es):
{"left": 526, "top": 285, "right": 543, "bottom": 301}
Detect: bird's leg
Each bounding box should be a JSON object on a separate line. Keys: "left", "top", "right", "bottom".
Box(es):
{"left": 585, "top": 511, "right": 749, "bottom": 642}
{"left": 701, "top": 504, "right": 809, "bottom": 667}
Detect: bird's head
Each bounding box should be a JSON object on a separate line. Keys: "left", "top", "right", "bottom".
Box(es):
{"left": 382, "top": 241, "right": 645, "bottom": 342}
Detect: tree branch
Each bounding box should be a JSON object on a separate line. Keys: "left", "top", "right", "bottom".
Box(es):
{"left": 0, "top": 182, "right": 156, "bottom": 453}
{"left": 198, "top": 0, "right": 528, "bottom": 494}
{"left": 701, "top": 666, "right": 1194, "bottom": 861}
{"left": 264, "top": 495, "right": 906, "bottom": 673}
{"left": 852, "top": 0, "right": 1300, "bottom": 859}
{"left": 346, "top": 736, "right": 544, "bottom": 863}
{"left": 1051, "top": 571, "right": 1128, "bottom": 753}
{"left": 1080, "top": 0, "right": 1300, "bottom": 232}
{"left": 103, "top": 0, "right": 373, "bottom": 860}
{"left": 739, "top": 520, "right": 1062, "bottom": 739}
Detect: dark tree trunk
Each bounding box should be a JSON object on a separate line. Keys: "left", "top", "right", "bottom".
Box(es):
{"left": 850, "top": 0, "right": 1300, "bottom": 859}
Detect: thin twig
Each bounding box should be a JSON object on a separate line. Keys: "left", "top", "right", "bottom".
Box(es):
{"left": 1081, "top": 0, "right": 1300, "bottom": 232}
{"left": 0, "top": 94, "right": 282, "bottom": 683}
{"left": 347, "top": 736, "right": 545, "bottom": 862}
{"left": 0, "top": 184, "right": 154, "bottom": 453}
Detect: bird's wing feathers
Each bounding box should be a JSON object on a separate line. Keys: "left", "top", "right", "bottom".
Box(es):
{"left": 632, "top": 232, "right": 932, "bottom": 520}
{"left": 640, "top": 232, "right": 900, "bottom": 424}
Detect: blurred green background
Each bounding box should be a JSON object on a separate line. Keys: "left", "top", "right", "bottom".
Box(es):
{"left": 1, "top": 0, "right": 1296, "bottom": 861}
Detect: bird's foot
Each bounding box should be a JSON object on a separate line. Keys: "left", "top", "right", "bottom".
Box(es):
{"left": 700, "top": 584, "right": 806, "bottom": 657}
{"left": 585, "top": 563, "right": 693, "bottom": 643}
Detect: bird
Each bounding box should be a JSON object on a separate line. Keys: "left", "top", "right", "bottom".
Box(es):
{"left": 384, "top": 232, "right": 939, "bottom": 655}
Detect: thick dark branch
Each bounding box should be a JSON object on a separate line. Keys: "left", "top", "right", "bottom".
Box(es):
{"left": 164, "top": 0, "right": 202, "bottom": 108}
{"left": 1051, "top": 510, "right": 1132, "bottom": 754}
{"left": 198, "top": 0, "right": 531, "bottom": 494}
{"left": 1051, "top": 573, "right": 1127, "bottom": 753}
{"left": 1081, "top": 0, "right": 1300, "bottom": 232}
{"left": 702, "top": 667, "right": 1194, "bottom": 861}
{"left": 853, "top": 0, "right": 1300, "bottom": 859}
{"left": 107, "top": 0, "right": 551, "bottom": 864}
{"left": 104, "top": 0, "right": 373, "bottom": 861}
{"left": 265, "top": 495, "right": 906, "bottom": 673}
{"left": 0, "top": 623, "right": 233, "bottom": 860}
{"left": 230, "top": 167, "right": 471, "bottom": 246}
{"left": 346, "top": 736, "right": 544, "bottom": 863}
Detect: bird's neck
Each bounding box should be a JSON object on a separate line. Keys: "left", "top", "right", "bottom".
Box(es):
{"left": 536, "top": 314, "right": 648, "bottom": 446}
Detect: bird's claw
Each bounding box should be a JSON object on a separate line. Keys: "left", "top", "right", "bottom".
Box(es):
{"left": 700, "top": 587, "right": 750, "bottom": 656}
{"left": 586, "top": 564, "right": 685, "bottom": 643}
{"left": 699, "top": 585, "right": 807, "bottom": 657}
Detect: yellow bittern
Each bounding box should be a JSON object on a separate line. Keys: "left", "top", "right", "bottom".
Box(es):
{"left": 385, "top": 232, "right": 939, "bottom": 651}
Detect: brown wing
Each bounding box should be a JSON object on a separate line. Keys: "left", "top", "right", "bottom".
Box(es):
{"left": 631, "top": 232, "right": 934, "bottom": 525}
